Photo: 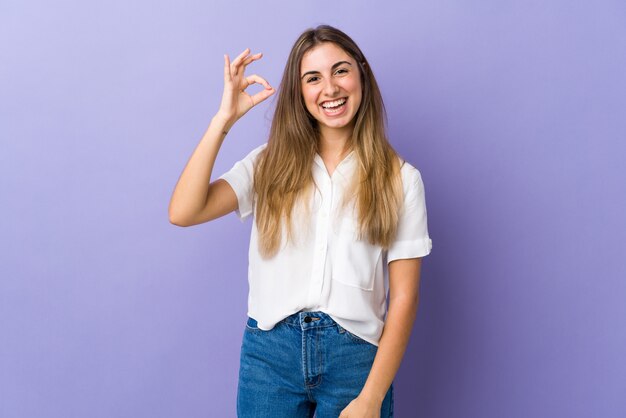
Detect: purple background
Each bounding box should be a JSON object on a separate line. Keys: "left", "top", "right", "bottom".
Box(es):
{"left": 2, "top": 1, "right": 625, "bottom": 417}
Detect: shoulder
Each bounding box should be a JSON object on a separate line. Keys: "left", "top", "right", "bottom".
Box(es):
{"left": 244, "top": 142, "right": 268, "bottom": 161}
{"left": 230, "top": 142, "right": 268, "bottom": 169}
{"left": 396, "top": 156, "right": 425, "bottom": 193}
{"left": 219, "top": 142, "right": 268, "bottom": 182}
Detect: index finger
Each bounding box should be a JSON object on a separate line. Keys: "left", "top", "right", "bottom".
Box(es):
{"left": 224, "top": 54, "right": 231, "bottom": 81}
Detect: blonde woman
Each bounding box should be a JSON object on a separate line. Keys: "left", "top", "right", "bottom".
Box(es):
{"left": 169, "top": 25, "right": 432, "bottom": 418}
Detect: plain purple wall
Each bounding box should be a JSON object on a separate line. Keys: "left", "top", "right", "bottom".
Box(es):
{"left": 1, "top": 1, "right": 625, "bottom": 417}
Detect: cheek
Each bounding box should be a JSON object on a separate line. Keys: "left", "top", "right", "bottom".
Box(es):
{"left": 302, "top": 89, "right": 318, "bottom": 109}
{"left": 341, "top": 77, "right": 362, "bottom": 100}
{"left": 349, "top": 78, "right": 362, "bottom": 94}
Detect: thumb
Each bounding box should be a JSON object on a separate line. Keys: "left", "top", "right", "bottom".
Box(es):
{"left": 250, "top": 86, "right": 276, "bottom": 106}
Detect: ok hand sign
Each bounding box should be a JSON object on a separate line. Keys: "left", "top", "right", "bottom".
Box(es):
{"left": 217, "top": 48, "right": 275, "bottom": 126}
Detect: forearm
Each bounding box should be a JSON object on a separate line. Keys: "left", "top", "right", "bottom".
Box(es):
{"left": 359, "top": 296, "right": 419, "bottom": 403}
{"left": 168, "top": 114, "right": 234, "bottom": 224}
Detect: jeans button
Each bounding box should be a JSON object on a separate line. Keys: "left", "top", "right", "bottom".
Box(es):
{"left": 304, "top": 316, "right": 312, "bottom": 323}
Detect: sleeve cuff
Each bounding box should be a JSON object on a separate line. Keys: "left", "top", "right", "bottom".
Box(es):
{"left": 387, "top": 237, "right": 432, "bottom": 264}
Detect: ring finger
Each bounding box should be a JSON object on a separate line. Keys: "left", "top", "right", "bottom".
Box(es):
{"left": 231, "top": 48, "right": 251, "bottom": 75}
{"left": 239, "top": 53, "right": 262, "bottom": 73}
{"left": 233, "top": 51, "right": 262, "bottom": 76}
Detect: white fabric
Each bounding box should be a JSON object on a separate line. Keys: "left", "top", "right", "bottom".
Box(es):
{"left": 218, "top": 142, "right": 432, "bottom": 346}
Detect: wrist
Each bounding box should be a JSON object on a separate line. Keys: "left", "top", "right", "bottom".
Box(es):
{"left": 212, "top": 112, "right": 236, "bottom": 130}
{"left": 358, "top": 390, "right": 385, "bottom": 406}
{"left": 359, "top": 394, "right": 385, "bottom": 409}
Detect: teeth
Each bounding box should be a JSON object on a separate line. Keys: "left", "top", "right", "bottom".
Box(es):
{"left": 321, "top": 98, "right": 346, "bottom": 108}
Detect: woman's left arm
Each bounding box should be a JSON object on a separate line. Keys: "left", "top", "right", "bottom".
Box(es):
{"left": 340, "top": 257, "right": 421, "bottom": 416}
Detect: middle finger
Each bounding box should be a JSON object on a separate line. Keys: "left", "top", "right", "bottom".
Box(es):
{"left": 240, "top": 52, "right": 263, "bottom": 68}
{"left": 233, "top": 52, "right": 262, "bottom": 77}
{"left": 231, "top": 48, "right": 251, "bottom": 75}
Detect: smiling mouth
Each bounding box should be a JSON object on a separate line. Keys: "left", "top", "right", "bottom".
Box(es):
{"left": 319, "top": 97, "right": 348, "bottom": 113}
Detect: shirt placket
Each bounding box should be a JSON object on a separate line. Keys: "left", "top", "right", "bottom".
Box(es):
{"left": 306, "top": 174, "right": 332, "bottom": 309}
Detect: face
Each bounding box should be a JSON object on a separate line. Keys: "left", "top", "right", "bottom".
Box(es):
{"left": 300, "top": 42, "right": 362, "bottom": 138}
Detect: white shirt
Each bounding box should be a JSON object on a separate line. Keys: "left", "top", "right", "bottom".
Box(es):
{"left": 218, "top": 142, "right": 432, "bottom": 346}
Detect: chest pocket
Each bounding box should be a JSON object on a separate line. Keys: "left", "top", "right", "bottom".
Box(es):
{"left": 331, "top": 217, "right": 382, "bottom": 291}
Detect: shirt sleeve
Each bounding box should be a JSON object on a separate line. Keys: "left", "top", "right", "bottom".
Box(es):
{"left": 217, "top": 142, "right": 267, "bottom": 223}
{"left": 386, "top": 163, "right": 433, "bottom": 263}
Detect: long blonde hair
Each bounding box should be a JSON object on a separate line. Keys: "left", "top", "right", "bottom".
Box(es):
{"left": 254, "top": 25, "right": 404, "bottom": 259}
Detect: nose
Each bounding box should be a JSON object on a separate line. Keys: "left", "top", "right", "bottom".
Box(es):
{"left": 323, "top": 78, "right": 340, "bottom": 97}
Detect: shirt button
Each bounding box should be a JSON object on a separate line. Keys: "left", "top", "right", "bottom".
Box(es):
{"left": 304, "top": 316, "right": 312, "bottom": 323}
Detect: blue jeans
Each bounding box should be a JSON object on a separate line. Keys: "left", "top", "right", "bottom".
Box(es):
{"left": 237, "top": 310, "right": 394, "bottom": 417}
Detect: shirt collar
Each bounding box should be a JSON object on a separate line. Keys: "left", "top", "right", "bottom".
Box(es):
{"left": 314, "top": 149, "right": 356, "bottom": 175}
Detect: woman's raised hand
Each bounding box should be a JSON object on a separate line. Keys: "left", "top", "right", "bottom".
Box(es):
{"left": 217, "top": 48, "right": 275, "bottom": 126}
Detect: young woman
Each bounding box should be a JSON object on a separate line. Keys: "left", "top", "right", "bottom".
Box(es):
{"left": 169, "top": 25, "right": 432, "bottom": 418}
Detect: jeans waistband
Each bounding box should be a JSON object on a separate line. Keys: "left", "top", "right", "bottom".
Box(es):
{"left": 280, "top": 310, "right": 337, "bottom": 328}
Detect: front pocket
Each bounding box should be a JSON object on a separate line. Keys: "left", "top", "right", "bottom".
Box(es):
{"left": 345, "top": 329, "right": 372, "bottom": 345}
{"left": 337, "top": 323, "right": 374, "bottom": 346}
{"left": 245, "top": 316, "right": 261, "bottom": 332}
{"left": 331, "top": 218, "right": 382, "bottom": 291}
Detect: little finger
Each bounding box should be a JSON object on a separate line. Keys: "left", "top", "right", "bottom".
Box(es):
{"left": 241, "top": 52, "right": 263, "bottom": 68}
{"left": 224, "top": 54, "right": 232, "bottom": 81}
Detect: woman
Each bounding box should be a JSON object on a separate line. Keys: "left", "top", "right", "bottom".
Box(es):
{"left": 169, "top": 25, "right": 432, "bottom": 418}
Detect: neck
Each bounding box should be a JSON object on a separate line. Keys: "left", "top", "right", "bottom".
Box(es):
{"left": 318, "top": 123, "right": 354, "bottom": 158}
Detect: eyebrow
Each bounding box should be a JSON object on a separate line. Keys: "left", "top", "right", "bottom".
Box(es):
{"left": 301, "top": 61, "right": 352, "bottom": 79}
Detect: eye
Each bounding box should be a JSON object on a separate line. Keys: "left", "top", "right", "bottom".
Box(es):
{"left": 306, "top": 76, "right": 319, "bottom": 83}
{"left": 336, "top": 68, "right": 348, "bottom": 74}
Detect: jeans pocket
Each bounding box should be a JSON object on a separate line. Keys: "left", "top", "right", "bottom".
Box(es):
{"left": 245, "top": 316, "right": 261, "bottom": 332}
{"left": 336, "top": 323, "right": 373, "bottom": 346}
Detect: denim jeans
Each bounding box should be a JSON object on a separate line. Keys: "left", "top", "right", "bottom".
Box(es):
{"left": 237, "top": 310, "right": 394, "bottom": 417}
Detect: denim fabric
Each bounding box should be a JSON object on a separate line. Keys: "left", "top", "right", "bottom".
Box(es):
{"left": 237, "top": 310, "right": 394, "bottom": 417}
